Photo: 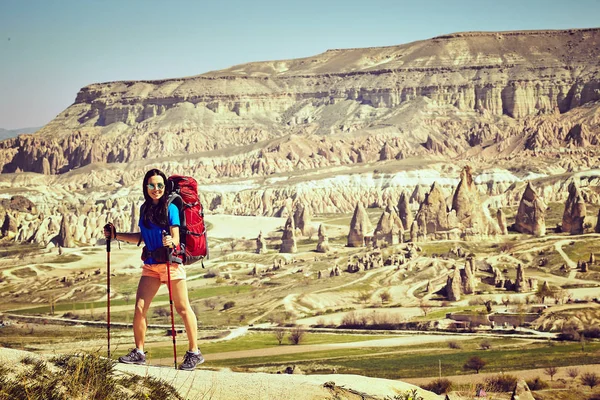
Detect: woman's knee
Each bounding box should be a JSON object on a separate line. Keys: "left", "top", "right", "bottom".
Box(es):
{"left": 175, "top": 302, "right": 191, "bottom": 316}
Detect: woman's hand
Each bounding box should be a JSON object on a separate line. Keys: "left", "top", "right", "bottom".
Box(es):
{"left": 162, "top": 234, "right": 174, "bottom": 248}
{"left": 104, "top": 223, "right": 116, "bottom": 240}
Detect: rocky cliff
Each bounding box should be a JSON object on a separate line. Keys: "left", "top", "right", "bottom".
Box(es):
{"left": 1, "top": 29, "right": 599, "bottom": 176}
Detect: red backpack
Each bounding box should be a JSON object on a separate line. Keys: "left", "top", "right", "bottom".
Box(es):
{"left": 166, "top": 175, "right": 208, "bottom": 265}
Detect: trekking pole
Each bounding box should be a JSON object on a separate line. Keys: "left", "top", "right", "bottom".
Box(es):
{"left": 106, "top": 230, "right": 111, "bottom": 359}
{"left": 164, "top": 230, "right": 178, "bottom": 369}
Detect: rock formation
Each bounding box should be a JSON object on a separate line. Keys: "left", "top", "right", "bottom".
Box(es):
{"left": 451, "top": 166, "right": 488, "bottom": 237}
{"left": 511, "top": 379, "right": 535, "bottom": 400}
{"left": 256, "top": 231, "right": 267, "bottom": 254}
{"left": 446, "top": 266, "right": 462, "bottom": 301}
{"left": 461, "top": 257, "right": 477, "bottom": 294}
{"left": 373, "top": 205, "right": 404, "bottom": 245}
{"left": 316, "top": 224, "right": 330, "bottom": 253}
{"left": 515, "top": 183, "right": 546, "bottom": 236}
{"left": 596, "top": 209, "right": 600, "bottom": 233}
{"left": 293, "top": 203, "right": 312, "bottom": 236}
{"left": 497, "top": 208, "right": 508, "bottom": 235}
{"left": 562, "top": 181, "right": 586, "bottom": 234}
{"left": 1, "top": 213, "right": 17, "bottom": 239}
{"left": 514, "top": 264, "right": 529, "bottom": 293}
{"left": 347, "top": 202, "right": 372, "bottom": 247}
{"left": 280, "top": 217, "right": 297, "bottom": 253}
{"left": 57, "top": 215, "right": 75, "bottom": 248}
{"left": 397, "top": 191, "right": 413, "bottom": 233}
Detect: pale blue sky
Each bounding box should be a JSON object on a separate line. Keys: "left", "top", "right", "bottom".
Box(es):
{"left": 1, "top": 0, "right": 599, "bottom": 129}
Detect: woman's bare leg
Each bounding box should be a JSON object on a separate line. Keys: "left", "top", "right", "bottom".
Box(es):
{"left": 171, "top": 279, "right": 198, "bottom": 351}
{"left": 133, "top": 276, "right": 161, "bottom": 352}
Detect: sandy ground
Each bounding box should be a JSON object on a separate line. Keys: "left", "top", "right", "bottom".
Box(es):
{"left": 0, "top": 347, "right": 440, "bottom": 400}
{"left": 207, "top": 214, "right": 286, "bottom": 239}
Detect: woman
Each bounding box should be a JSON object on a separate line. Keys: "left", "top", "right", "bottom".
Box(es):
{"left": 104, "top": 168, "right": 203, "bottom": 370}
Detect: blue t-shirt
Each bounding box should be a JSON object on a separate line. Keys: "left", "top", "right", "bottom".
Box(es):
{"left": 139, "top": 203, "right": 180, "bottom": 264}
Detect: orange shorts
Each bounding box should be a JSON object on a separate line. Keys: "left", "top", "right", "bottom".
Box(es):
{"left": 141, "top": 263, "right": 186, "bottom": 283}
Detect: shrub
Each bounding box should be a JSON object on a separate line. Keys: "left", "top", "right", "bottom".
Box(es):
{"left": 567, "top": 367, "right": 579, "bottom": 380}
{"left": 223, "top": 301, "right": 236, "bottom": 310}
{"left": 153, "top": 307, "right": 170, "bottom": 317}
{"left": 582, "top": 326, "right": 600, "bottom": 339}
{"left": 288, "top": 326, "right": 306, "bottom": 345}
{"left": 526, "top": 377, "right": 549, "bottom": 390}
{"left": 463, "top": 356, "right": 487, "bottom": 374}
{"left": 484, "top": 374, "right": 518, "bottom": 392}
{"left": 479, "top": 340, "right": 492, "bottom": 350}
{"left": 581, "top": 372, "right": 599, "bottom": 389}
{"left": 422, "top": 378, "right": 453, "bottom": 394}
{"left": 447, "top": 340, "right": 462, "bottom": 349}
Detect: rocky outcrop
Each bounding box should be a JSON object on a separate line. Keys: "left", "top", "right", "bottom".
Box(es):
{"left": 562, "top": 181, "right": 586, "bottom": 234}
{"left": 397, "top": 191, "right": 413, "bottom": 232}
{"left": 1, "top": 213, "right": 17, "bottom": 239}
{"left": 497, "top": 208, "right": 508, "bottom": 235}
{"left": 256, "top": 231, "right": 267, "bottom": 254}
{"left": 347, "top": 202, "right": 372, "bottom": 247}
{"left": 511, "top": 379, "right": 535, "bottom": 400}
{"left": 1, "top": 29, "right": 600, "bottom": 176}
{"left": 461, "top": 257, "right": 477, "bottom": 295}
{"left": 280, "top": 217, "right": 297, "bottom": 253}
{"left": 451, "top": 165, "right": 496, "bottom": 238}
{"left": 57, "top": 215, "right": 75, "bottom": 248}
{"left": 293, "top": 203, "right": 312, "bottom": 236}
{"left": 316, "top": 224, "right": 330, "bottom": 253}
{"left": 446, "top": 266, "right": 462, "bottom": 301}
{"left": 373, "top": 205, "right": 404, "bottom": 245}
{"left": 514, "top": 183, "right": 546, "bottom": 236}
{"left": 514, "top": 264, "right": 529, "bottom": 293}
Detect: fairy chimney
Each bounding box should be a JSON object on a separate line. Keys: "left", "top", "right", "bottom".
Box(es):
{"left": 514, "top": 264, "right": 529, "bottom": 293}
{"left": 130, "top": 201, "right": 140, "bottom": 233}
{"left": 415, "top": 182, "right": 451, "bottom": 236}
{"left": 280, "top": 216, "right": 297, "bottom": 253}
{"left": 294, "top": 203, "right": 312, "bottom": 236}
{"left": 373, "top": 205, "right": 404, "bottom": 245}
{"left": 58, "top": 215, "right": 75, "bottom": 248}
{"left": 515, "top": 183, "right": 546, "bottom": 236}
{"left": 451, "top": 166, "right": 486, "bottom": 234}
{"left": 347, "top": 202, "right": 372, "bottom": 247}
{"left": 446, "top": 266, "right": 462, "bottom": 301}
{"left": 562, "top": 181, "right": 586, "bottom": 235}
{"left": 316, "top": 224, "right": 330, "bottom": 253}
{"left": 398, "top": 191, "right": 413, "bottom": 232}
{"left": 497, "top": 208, "right": 508, "bottom": 235}
{"left": 256, "top": 231, "right": 267, "bottom": 254}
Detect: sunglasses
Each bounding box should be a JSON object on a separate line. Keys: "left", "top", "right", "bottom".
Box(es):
{"left": 147, "top": 183, "right": 165, "bottom": 190}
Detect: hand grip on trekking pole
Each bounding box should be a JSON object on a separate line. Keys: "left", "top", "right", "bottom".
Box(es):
{"left": 163, "top": 230, "right": 178, "bottom": 369}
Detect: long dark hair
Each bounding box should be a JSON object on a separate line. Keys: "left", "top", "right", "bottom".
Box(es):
{"left": 142, "top": 169, "right": 169, "bottom": 229}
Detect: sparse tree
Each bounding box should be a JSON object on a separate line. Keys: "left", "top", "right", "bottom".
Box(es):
{"left": 535, "top": 283, "right": 556, "bottom": 304}
{"left": 581, "top": 372, "right": 599, "bottom": 389}
{"left": 379, "top": 290, "right": 391, "bottom": 304}
{"left": 463, "top": 356, "right": 486, "bottom": 374}
{"left": 567, "top": 367, "right": 579, "bottom": 381}
{"left": 544, "top": 366, "right": 558, "bottom": 381}
{"left": 229, "top": 239, "right": 236, "bottom": 252}
{"left": 122, "top": 291, "right": 132, "bottom": 305}
{"left": 288, "top": 326, "right": 306, "bottom": 345}
{"left": 274, "top": 328, "right": 285, "bottom": 345}
{"left": 479, "top": 340, "right": 492, "bottom": 350}
{"left": 204, "top": 298, "right": 217, "bottom": 310}
{"left": 357, "top": 291, "right": 371, "bottom": 304}
{"left": 419, "top": 301, "right": 432, "bottom": 317}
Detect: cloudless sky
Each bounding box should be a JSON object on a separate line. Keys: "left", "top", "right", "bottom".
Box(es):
{"left": 1, "top": 0, "right": 599, "bottom": 129}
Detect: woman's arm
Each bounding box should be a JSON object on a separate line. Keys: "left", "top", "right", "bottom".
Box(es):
{"left": 115, "top": 232, "right": 143, "bottom": 245}
{"left": 163, "top": 226, "right": 180, "bottom": 248}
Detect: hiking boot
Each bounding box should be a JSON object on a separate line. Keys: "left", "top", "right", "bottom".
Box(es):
{"left": 118, "top": 349, "right": 146, "bottom": 365}
{"left": 179, "top": 350, "right": 204, "bottom": 371}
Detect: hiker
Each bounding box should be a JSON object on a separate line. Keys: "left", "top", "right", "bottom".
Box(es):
{"left": 103, "top": 168, "right": 204, "bottom": 370}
